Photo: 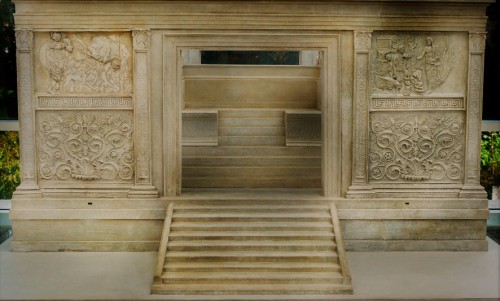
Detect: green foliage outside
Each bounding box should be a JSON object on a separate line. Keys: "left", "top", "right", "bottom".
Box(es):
{"left": 481, "top": 131, "right": 500, "bottom": 199}
{"left": 0, "top": 131, "right": 19, "bottom": 199}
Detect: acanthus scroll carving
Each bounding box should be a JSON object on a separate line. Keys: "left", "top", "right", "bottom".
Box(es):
{"left": 38, "top": 112, "right": 134, "bottom": 183}
{"left": 369, "top": 112, "right": 464, "bottom": 183}
{"left": 38, "top": 32, "right": 132, "bottom": 94}
{"left": 372, "top": 33, "right": 455, "bottom": 96}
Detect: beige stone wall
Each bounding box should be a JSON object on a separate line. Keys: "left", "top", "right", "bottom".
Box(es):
{"left": 9, "top": 0, "right": 492, "bottom": 251}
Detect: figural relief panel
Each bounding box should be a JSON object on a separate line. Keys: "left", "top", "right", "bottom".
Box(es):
{"left": 369, "top": 112, "right": 464, "bottom": 183}
{"left": 37, "top": 111, "right": 134, "bottom": 184}
{"left": 34, "top": 32, "right": 132, "bottom": 94}
{"left": 371, "top": 32, "right": 467, "bottom": 96}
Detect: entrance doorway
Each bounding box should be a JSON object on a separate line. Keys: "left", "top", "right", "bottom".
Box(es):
{"left": 161, "top": 32, "right": 341, "bottom": 197}
{"left": 181, "top": 50, "right": 322, "bottom": 189}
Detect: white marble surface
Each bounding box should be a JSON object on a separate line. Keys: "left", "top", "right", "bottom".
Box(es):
{"left": 1, "top": 237, "right": 498, "bottom": 300}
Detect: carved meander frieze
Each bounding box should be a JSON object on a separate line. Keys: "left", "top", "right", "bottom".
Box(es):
{"left": 371, "top": 97, "right": 465, "bottom": 111}
{"left": 35, "top": 32, "right": 132, "bottom": 94}
{"left": 37, "top": 111, "right": 134, "bottom": 183}
{"left": 369, "top": 112, "right": 464, "bottom": 183}
{"left": 371, "top": 32, "right": 466, "bottom": 96}
{"left": 37, "top": 97, "right": 133, "bottom": 109}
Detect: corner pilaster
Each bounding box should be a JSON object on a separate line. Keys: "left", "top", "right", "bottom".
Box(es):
{"left": 13, "top": 30, "right": 41, "bottom": 197}
{"left": 460, "top": 32, "right": 487, "bottom": 199}
{"left": 129, "top": 30, "right": 158, "bottom": 198}
{"left": 347, "top": 31, "right": 374, "bottom": 198}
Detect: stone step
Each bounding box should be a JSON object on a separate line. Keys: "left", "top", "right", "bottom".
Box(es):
{"left": 172, "top": 215, "right": 330, "bottom": 223}
{"left": 218, "top": 136, "right": 286, "bottom": 146}
{"left": 173, "top": 212, "right": 331, "bottom": 218}
{"left": 161, "top": 272, "right": 343, "bottom": 284}
{"left": 170, "top": 221, "right": 333, "bottom": 231}
{"left": 165, "top": 251, "right": 339, "bottom": 263}
{"left": 173, "top": 206, "right": 329, "bottom": 213}
{"left": 168, "top": 231, "right": 334, "bottom": 241}
{"left": 182, "top": 146, "right": 321, "bottom": 157}
{"left": 163, "top": 261, "right": 341, "bottom": 273}
{"left": 173, "top": 204, "right": 328, "bottom": 210}
{"left": 167, "top": 240, "right": 336, "bottom": 252}
{"left": 183, "top": 167, "right": 320, "bottom": 177}
{"left": 182, "top": 178, "right": 321, "bottom": 188}
{"left": 218, "top": 127, "right": 285, "bottom": 137}
{"left": 151, "top": 283, "right": 353, "bottom": 295}
{"left": 172, "top": 199, "right": 327, "bottom": 206}
{"left": 182, "top": 157, "right": 321, "bottom": 167}
{"left": 219, "top": 110, "right": 285, "bottom": 119}
{"left": 185, "top": 101, "right": 317, "bottom": 109}
{"left": 218, "top": 118, "right": 284, "bottom": 128}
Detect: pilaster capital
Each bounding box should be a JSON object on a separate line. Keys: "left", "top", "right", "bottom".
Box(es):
{"left": 132, "top": 30, "right": 151, "bottom": 51}
{"left": 15, "top": 30, "right": 33, "bottom": 51}
{"left": 469, "top": 32, "right": 486, "bottom": 52}
{"left": 354, "top": 31, "right": 372, "bottom": 51}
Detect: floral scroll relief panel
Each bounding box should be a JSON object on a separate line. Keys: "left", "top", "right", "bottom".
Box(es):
{"left": 34, "top": 32, "right": 132, "bottom": 94}
{"left": 36, "top": 111, "right": 134, "bottom": 184}
{"left": 371, "top": 32, "right": 467, "bottom": 96}
{"left": 369, "top": 112, "right": 465, "bottom": 183}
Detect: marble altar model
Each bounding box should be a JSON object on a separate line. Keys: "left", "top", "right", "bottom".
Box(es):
{"left": 9, "top": 0, "right": 492, "bottom": 253}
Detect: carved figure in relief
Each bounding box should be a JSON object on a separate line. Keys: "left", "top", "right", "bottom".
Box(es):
{"left": 373, "top": 34, "right": 454, "bottom": 95}
{"left": 44, "top": 32, "right": 74, "bottom": 93}
{"left": 38, "top": 113, "right": 134, "bottom": 182}
{"left": 369, "top": 113, "right": 464, "bottom": 182}
{"left": 39, "top": 32, "right": 132, "bottom": 94}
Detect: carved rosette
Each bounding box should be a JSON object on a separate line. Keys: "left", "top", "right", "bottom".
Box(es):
{"left": 369, "top": 112, "right": 465, "bottom": 183}
{"left": 37, "top": 112, "right": 134, "bottom": 183}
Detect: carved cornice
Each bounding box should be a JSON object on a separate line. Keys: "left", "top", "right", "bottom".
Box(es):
{"left": 469, "top": 32, "right": 486, "bottom": 53}
{"left": 354, "top": 31, "right": 372, "bottom": 51}
{"left": 15, "top": 30, "right": 33, "bottom": 51}
{"left": 133, "top": 30, "right": 151, "bottom": 51}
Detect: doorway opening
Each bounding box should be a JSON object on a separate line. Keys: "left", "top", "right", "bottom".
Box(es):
{"left": 180, "top": 50, "right": 322, "bottom": 189}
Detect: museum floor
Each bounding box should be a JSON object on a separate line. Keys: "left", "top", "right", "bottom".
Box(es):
{"left": 0, "top": 236, "right": 498, "bottom": 300}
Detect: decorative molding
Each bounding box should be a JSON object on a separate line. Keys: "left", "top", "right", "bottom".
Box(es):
{"left": 17, "top": 41, "right": 38, "bottom": 187}
{"left": 37, "top": 32, "right": 132, "bottom": 94}
{"left": 354, "top": 31, "right": 372, "bottom": 51}
{"left": 132, "top": 30, "right": 151, "bottom": 51}
{"left": 369, "top": 112, "right": 464, "bottom": 183}
{"left": 469, "top": 32, "right": 486, "bottom": 53}
{"left": 372, "top": 33, "right": 455, "bottom": 96}
{"left": 37, "top": 112, "right": 134, "bottom": 183}
{"left": 465, "top": 54, "right": 483, "bottom": 181}
{"left": 37, "top": 97, "right": 133, "bottom": 109}
{"left": 354, "top": 52, "right": 369, "bottom": 180}
{"left": 15, "top": 30, "right": 33, "bottom": 51}
{"left": 371, "top": 97, "right": 464, "bottom": 111}
{"left": 131, "top": 28, "right": 157, "bottom": 197}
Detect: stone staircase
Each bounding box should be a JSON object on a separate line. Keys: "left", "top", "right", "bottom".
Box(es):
{"left": 151, "top": 200, "right": 353, "bottom": 298}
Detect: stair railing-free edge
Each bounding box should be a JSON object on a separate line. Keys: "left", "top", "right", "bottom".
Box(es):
{"left": 153, "top": 201, "right": 175, "bottom": 284}
{"left": 329, "top": 202, "right": 352, "bottom": 285}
